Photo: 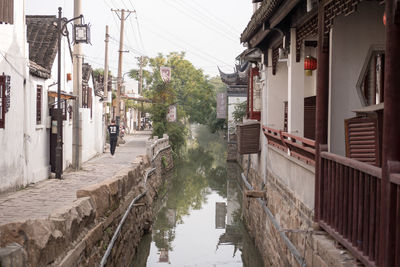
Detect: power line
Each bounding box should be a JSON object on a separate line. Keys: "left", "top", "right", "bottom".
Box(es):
{"left": 160, "top": 0, "right": 238, "bottom": 43}
{"left": 173, "top": 0, "right": 239, "bottom": 37}
{"left": 186, "top": 0, "right": 241, "bottom": 36}
{"left": 140, "top": 23, "right": 233, "bottom": 68}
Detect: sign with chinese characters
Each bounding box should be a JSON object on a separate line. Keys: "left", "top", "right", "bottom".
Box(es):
{"left": 216, "top": 92, "right": 227, "bottom": 119}
{"left": 166, "top": 104, "right": 177, "bottom": 122}
{"left": 5, "top": 75, "right": 10, "bottom": 113}
{"left": 160, "top": 67, "right": 171, "bottom": 82}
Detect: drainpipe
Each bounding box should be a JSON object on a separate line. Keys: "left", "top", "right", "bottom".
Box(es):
{"left": 241, "top": 172, "right": 307, "bottom": 267}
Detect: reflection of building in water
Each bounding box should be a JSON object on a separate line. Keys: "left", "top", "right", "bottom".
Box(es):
{"left": 165, "top": 208, "right": 177, "bottom": 228}
{"left": 216, "top": 178, "right": 243, "bottom": 256}
{"left": 159, "top": 248, "right": 169, "bottom": 263}
{"left": 215, "top": 202, "right": 227, "bottom": 229}
{"left": 226, "top": 180, "right": 240, "bottom": 225}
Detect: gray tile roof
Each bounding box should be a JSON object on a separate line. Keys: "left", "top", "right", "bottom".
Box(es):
{"left": 26, "top": 15, "right": 58, "bottom": 79}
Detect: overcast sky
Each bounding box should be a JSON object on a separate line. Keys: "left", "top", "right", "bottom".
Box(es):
{"left": 26, "top": 0, "right": 253, "bottom": 80}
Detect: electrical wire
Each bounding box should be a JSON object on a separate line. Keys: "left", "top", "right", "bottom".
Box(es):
{"left": 0, "top": 50, "right": 27, "bottom": 78}
{"left": 139, "top": 22, "right": 233, "bottom": 67}
{"left": 160, "top": 0, "right": 238, "bottom": 43}
{"left": 186, "top": 0, "right": 241, "bottom": 36}
{"left": 173, "top": 0, "right": 239, "bottom": 37}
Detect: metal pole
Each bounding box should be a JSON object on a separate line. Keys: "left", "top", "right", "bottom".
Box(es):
{"left": 103, "top": 25, "right": 109, "bottom": 151}
{"left": 379, "top": 1, "right": 400, "bottom": 266}
{"left": 55, "top": 7, "right": 63, "bottom": 179}
{"left": 314, "top": 1, "right": 330, "bottom": 222}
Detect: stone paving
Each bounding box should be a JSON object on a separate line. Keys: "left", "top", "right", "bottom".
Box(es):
{"left": 0, "top": 132, "right": 151, "bottom": 226}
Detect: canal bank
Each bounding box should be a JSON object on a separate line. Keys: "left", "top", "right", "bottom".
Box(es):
{"left": 133, "top": 125, "right": 265, "bottom": 267}
{"left": 0, "top": 133, "right": 173, "bottom": 266}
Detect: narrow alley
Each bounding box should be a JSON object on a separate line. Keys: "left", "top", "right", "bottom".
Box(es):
{"left": 1, "top": 0, "right": 400, "bottom": 266}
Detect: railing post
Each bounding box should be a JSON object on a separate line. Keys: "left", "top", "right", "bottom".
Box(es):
{"left": 379, "top": 1, "right": 400, "bottom": 266}
{"left": 314, "top": 1, "right": 330, "bottom": 222}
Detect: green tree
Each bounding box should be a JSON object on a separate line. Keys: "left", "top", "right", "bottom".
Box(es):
{"left": 129, "top": 52, "right": 219, "bottom": 153}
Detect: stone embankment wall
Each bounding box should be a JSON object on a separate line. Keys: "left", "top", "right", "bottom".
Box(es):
{"left": 238, "top": 152, "right": 360, "bottom": 267}
{"left": 0, "top": 135, "right": 173, "bottom": 267}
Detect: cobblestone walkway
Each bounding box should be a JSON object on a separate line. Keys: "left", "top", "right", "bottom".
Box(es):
{"left": 0, "top": 132, "right": 151, "bottom": 226}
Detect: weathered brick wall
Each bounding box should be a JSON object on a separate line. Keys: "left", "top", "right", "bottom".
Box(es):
{"left": 238, "top": 154, "right": 359, "bottom": 267}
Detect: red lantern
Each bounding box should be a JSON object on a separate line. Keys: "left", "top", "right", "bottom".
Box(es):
{"left": 383, "top": 12, "right": 386, "bottom": 26}
{"left": 304, "top": 56, "right": 317, "bottom": 76}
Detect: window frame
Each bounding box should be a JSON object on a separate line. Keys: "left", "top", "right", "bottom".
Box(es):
{"left": 356, "top": 45, "right": 385, "bottom": 107}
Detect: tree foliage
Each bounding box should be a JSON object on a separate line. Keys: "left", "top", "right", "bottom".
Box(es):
{"left": 129, "top": 52, "right": 223, "bottom": 152}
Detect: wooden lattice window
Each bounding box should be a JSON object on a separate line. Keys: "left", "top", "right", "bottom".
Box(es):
{"left": 36, "top": 85, "right": 42, "bottom": 124}
{"left": 0, "top": 0, "right": 14, "bottom": 24}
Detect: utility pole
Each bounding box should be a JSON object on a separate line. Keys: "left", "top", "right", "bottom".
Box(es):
{"left": 72, "top": 0, "right": 83, "bottom": 169}
{"left": 138, "top": 56, "right": 143, "bottom": 130}
{"left": 112, "top": 8, "right": 135, "bottom": 127}
{"left": 55, "top": 7, "right": 63, "bottom": 178}
{"left": 103, "top": 25, "right": 109, "bottom": 151}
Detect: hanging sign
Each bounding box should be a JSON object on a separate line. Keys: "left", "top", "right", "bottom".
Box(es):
{"left": 166, "top": 104, "right": 177, "bottom": 122}
{"left": 160, "top": 67, "right": 171, "bottom": 82}
{"left": 216, "top": 92, "right": 227, "bottom": 119}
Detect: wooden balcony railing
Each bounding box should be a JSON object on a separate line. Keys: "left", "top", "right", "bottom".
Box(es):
{"left": 319, "top": 151, "right": 382, "bottom": 267}
{"left": 262, "top": 126, "right": 316, "bottom": 166}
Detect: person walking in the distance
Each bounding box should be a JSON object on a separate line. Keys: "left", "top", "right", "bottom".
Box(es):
{"left": 108, "top": 119, "right": 119, "bottom": 157}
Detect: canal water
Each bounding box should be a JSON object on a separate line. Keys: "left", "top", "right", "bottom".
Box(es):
{"left": 132, "top": 125, "right": 264, "bottom": 267}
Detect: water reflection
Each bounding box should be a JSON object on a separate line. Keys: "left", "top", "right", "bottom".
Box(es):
{"left": 132, "top": 125, "right": 264, "bottom": 267}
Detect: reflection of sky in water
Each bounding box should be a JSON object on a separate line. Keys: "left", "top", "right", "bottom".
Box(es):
{"left": 146, "top": 193, "right": 242, "bottom": 267}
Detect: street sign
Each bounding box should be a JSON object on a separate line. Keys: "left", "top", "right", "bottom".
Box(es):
{"left": 217, "top": 92, "right": 227, "bottom": 119}
{"left": 166, "top": 104, "right": 177, "bottom": 122}
{"left": 160, "top": 67, "right": 171, "bottom": 82}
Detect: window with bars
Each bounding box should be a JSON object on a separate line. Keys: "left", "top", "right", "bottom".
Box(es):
{"left": 0, "top": 74, "right": 10, "bottom": 129}
{"left": 36, "top": 85, "right": 42, "bottom": 124}
{"left": 0, "top": 0, "right": 14, "bottom": 24}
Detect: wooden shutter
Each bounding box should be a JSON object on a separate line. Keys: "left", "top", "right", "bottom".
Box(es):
{"left": 345, "top": 116, "right": 380, "bottom": 166}
{"left": 0, "top": 0, "right": 14, "bottom": 24}
{"left": 304, "top": 96, "right": 316, "bottom": 140}
{"left": 36, "top": 85, "right": 42, "bottom": 124}
{"left": 0, "top": 75, "right": 4, "bottom": 128}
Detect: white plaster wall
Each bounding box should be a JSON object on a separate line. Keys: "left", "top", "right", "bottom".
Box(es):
{"left": 0, "top": 0, "right": 29, "bottom": 192}
{"left": 28, "top": 76, "right": 50, "bottom": 183}
{"left": 81, "top": 77, "right": 104, "bottom": 163}
{"left": 266, "top": 61, "right": 288, "bottom": 130}
{"left": 267, "top": 146, "right": 315, "bottom": 209}
{"left": 48, "top": 36, "right": 74, "bottom": 171}
{"left": 127, "top": 108, "right": 139, "bottom": 133}
{"left": 330, "top": 1, "right": 385, "bottom": 155}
